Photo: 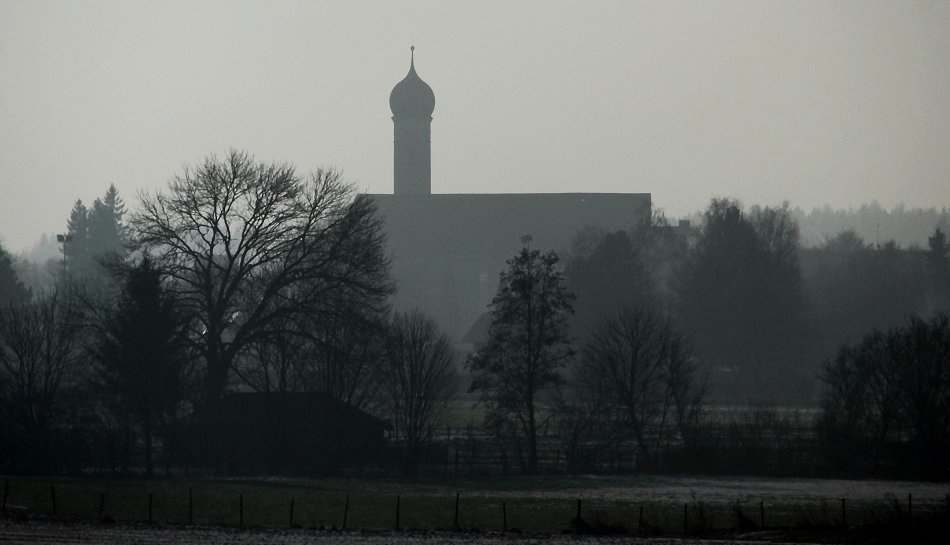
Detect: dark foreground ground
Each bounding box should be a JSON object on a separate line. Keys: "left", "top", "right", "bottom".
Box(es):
{"left": 1, "top": 474, "right": 947, "bottom": 544}
{"left": 0, "top": 510, "right": 870, "bottom": 545}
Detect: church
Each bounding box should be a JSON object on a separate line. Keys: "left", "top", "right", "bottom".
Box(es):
{"left": 370, "top": 49, "right": 653, "bottom": 341}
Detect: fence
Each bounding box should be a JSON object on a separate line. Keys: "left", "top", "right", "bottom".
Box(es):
{"left": 411, "top": 420, "right": 822, "bottom": 477}
{"left": 1, "top": 477, "right": 943, "bottom": 536}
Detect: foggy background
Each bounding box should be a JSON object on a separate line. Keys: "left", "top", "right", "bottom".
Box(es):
{"left": 2, "top": 0, "right": 949, "bottom": 252}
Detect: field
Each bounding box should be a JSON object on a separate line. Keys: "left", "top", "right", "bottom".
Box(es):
{"left": 2, "top": 474, "right": 948, "bottom": 543}
{"left": 0, "top": 517, "right": 838, "bottom": 545}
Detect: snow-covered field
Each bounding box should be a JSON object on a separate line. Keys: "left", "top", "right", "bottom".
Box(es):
{"left": 0, "top": 517, "right": 827, "bottom": 545}
{"left": 285, "top": 473, "right": 949, "bottom": 504}
{"left": 2, "top": 474, "right": 946, "bottom": 538}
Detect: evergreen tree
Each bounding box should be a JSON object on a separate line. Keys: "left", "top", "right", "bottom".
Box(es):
{"left": 467, "top": 246, "right": 574, "bottom": 473}
{"left": 64, "top": 199, "right": 91, "bottom": 277}
{"left": 64, "top": 186, "right": 128, "bottom": 281}
{"left": 90, "top": 256, "right": 189, "bottom": 476}
{"left": 677, "top": 199, "right": 808, "bottom": 401}
{"left": 0, "top": 242, "right": 31, "bottom": 305}
{"left": 88, "top": 184, "right": 128, "bottom": 260}
{"left": 564, "top": 230, "right": 655, "bottom": 338}
{"left": 806, "top": 234, "right": 933, "bottom": 363}
{"left": 927, "top": 227, "right": 949, "bottom": 306}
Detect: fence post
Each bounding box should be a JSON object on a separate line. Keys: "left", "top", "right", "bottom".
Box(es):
{"left": 2, "top": 479, "right": 8, "bottom": 511}
{"left": 239, "top": 493, "right": 244, "bottom": 527}
{"left": 98, "top": 493, "right": 105, "bottom": 521}
{"left": 454, "top": 493, "right": 460, "bottom": 530}
{"left": 684, "top": 503, "right": 688, "bottom": 532}
{"left": 342, "top": 493, "right": 349, "bottom": 530}
{"left": 148, "top": 492, "right": 153, "bottom": 524}
{"left": 502, "top": 501, "right": 507, "bottom": 532}
{"left": 395, "top": 495, "right": 400, "bottom": 530}
{"left": 908, "top": 493, "right": 912, "bottom": 526}
{"left": 759, "top": 500, "right": 765, "bottom": 527}
{"left": 840, "top": 498, "right": 846, "bottom": 527}
{"left": 188, "top": 488, "right": 193, "bottom": 524}
{"left": 638, "top": 505, "right": 643, "bottom": 535}
{"left": 288, "top": 498, "right": 295, "bottom": 528}
{"left": 50, "top": 485, "right": 56, "bottom": 516}
{"left": 574, "top": 499, "right": 582, "bottom": 534}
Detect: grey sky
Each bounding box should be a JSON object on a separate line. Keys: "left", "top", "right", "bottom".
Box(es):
{"left": 2, "top": 0, "right": 949, "bottom": 252}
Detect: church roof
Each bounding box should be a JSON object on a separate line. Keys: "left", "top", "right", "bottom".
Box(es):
{"left": 390, "top": 46, "right": 435, "bottom": 118}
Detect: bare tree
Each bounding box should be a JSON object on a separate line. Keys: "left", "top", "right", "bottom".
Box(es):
{"left": 303, "top": 303, "right": 388, "bottom": 411}
{"left": 234, "top": 300, "right": 390, "bottom": 410}
{"left": 580, "top": 306, "right": 702, "bottom": 467}
{"left": 0, "top": 290, "right": 81, "bottom": 470}
{"left": 133, "top": 150, "right": 392, "bottom": 404}
{"left": 384, "top": 310, "right": 457, "bottom": 475}
{"left": 554, "top": 360, "right": 624, "bottom": 473}
{"left": 234, "top": 313, "right": 307, "bottom": 394}
{"left": 820, "top": 313, "right": 950, "bottom": 479}
{"left": 467, "top": 247, "right": 574, "bottom": 473}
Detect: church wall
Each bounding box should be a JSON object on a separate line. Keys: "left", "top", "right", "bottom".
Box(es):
{"left": 370, "top": 192, "right": 651, "bottom": 341}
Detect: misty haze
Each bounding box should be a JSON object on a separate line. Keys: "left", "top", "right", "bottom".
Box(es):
{"left": 1, "top": 2, "right": 949, "bottom": 545}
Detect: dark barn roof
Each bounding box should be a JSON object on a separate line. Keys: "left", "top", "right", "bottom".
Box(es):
{"left": 191, "top": 392, "right": 387, "bottom": 476}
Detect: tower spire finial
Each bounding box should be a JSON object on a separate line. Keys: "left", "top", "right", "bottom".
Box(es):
{"left": 410, "top": 45, "right": 415, "bottom": 68}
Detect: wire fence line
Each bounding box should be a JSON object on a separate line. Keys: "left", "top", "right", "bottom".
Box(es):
{"left": 1, "top": 477, "right": 943, "bottom": 536}
{"left": 400, "top": 425, "right": 822, "bottom": 477}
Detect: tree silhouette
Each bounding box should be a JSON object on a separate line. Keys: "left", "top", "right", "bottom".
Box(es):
{"left": 384, "top": 310, "right": 456, "bottom": 475}
{"left": 819, "top": 313, "right": 950, "bottom": 479}
{"left": 677, "top": 199, "right": 808, "bottom": 400}
{"left": 806, "top": 233, "right": 933, "bottom": 363}
{"left": 64, "top": 199, "right": 91, "bottom": 277}
{"left": 927, "top": 227, "right": 950, "bottom": 308}
{"left": 88, "top": 185, "right": 128, "bottom": 261}
{"left": 133, "top": 150, "right": 392, "bottom": 405}
{"left": 0, "top": 242, "right": 30, "bottom": 306}
{"left": 63, "top": 185, "right": 128, "bottom": 282}
{"left": 564, "top": 230, "right": 655, "bottom": 338}
{"left": 0, "top": 290, "right": 81, "bottom": 472}
{"left": 89, "top": 256, "right": 190, "bottom": 476}
{"left": 302, "top": 302, "right": 388, "bottom": 411}
{"left": 467, "top": 246, "right": 574, "bottom": 473}
{"left": 580, "top": 306, "right": 703, "bottom": 466}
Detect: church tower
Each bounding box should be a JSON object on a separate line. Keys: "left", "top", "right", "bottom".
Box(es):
{"left": 390, "top": 47, "right": 435, "bottom": 196}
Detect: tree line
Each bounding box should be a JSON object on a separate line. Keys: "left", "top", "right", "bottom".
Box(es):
{"left": 0, "top": 151, "right": 454, "bottom": 476}
{"left": 1, "top": 153, "right": 948, "bottom": 479}
{"left": 466, "top": 199, "right": 949, "bottom": 478}
{"left": 685, "top": 201, "right": 950, "bottom": 249}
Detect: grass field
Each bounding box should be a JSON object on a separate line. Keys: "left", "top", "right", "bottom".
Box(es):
{"left": 2, "top": 474, "right": 948, "bottom": 539}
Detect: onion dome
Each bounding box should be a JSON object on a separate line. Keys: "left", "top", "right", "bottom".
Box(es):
{"left": 389, "top": 46, "right": 435, "bottom": 117}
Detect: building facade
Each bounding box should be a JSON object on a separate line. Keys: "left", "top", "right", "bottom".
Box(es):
{"left": 370, "top": 50, "right": 652, "bottom": 341}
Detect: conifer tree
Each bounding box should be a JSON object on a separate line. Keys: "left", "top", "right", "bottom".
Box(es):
{"left": 90, "top": 256, "right": 189, "bottom": 476}
{"left": 64, "top": 199, "right": 91, "bottom": 277}
{"left": 0, "top": 242, "right": 31, "bottom": 305}
{"left": 88, "top": 184, "right": 128, "bottom": 260}
{"left": 63, "top": 186, "right": 128, "bottom": 281}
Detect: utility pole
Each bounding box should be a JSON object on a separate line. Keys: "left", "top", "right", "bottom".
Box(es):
{"left": 56, "top": 233, "right": 73, "bottom": 282}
